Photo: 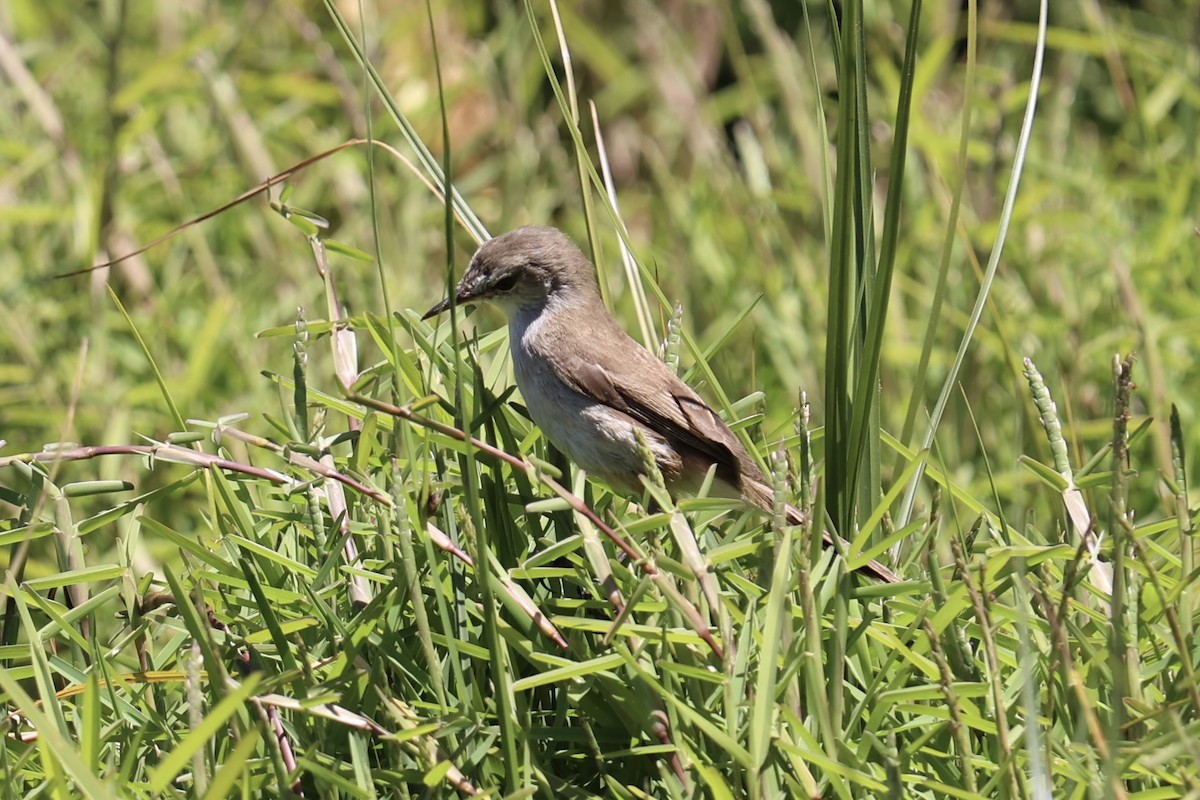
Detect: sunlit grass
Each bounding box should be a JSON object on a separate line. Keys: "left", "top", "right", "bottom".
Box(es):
{"left": 1, "top": 0, "right": 1199, "bottom": 796}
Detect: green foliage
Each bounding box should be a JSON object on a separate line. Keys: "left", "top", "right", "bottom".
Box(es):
{"left": 2, "top": 0, "right": 1199, "bottom": 796}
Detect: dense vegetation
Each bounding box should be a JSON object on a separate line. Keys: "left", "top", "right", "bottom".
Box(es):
{"left": 1, "top": 1, "right": 1198, "bottom": 796}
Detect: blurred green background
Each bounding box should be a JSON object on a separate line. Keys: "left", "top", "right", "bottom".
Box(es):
{"left": 2, "top": 0, "right": 1198, "bottom": 550}
{"left": 2, "top": 2, "right": 1200, "bottom": 795}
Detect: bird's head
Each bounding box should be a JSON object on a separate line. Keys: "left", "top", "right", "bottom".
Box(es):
{"left": 422, "top": 226, "right": 599, "bottom": 320}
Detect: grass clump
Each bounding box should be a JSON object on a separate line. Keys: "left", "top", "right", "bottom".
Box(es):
{"left": 1, "top": 0, "right": 1199, "bottom": 796}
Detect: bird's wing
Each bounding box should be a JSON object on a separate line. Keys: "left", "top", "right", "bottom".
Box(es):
{"left": 548, "top": 329, "right": 759, "bottom": 481}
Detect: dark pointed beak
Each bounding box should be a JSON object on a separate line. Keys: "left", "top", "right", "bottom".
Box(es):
{"left": 424, "top": 267, "right": 489, "bottom": 320}
{"left": 421, "top": 296, "right": 452, "bottom": 321}
{"left": 422, "top": 281, "right": 479, "bottom": 321}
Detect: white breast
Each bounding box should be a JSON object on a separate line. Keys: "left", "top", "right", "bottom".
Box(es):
{"left": 506, "top": 308, "right": 675, "bottom": 492}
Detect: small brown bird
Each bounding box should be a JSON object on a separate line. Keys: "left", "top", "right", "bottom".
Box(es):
{"left": 424, "top": 226, "right": 898, "bottom": 583}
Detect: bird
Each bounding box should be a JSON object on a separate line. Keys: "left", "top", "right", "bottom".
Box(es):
{"left": 423, "top": 225, "right": 899, "bottom": 583}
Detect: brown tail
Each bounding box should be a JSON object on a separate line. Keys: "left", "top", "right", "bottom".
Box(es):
{"left": 741, "top": 479, "right": 900, "bottom": 583}
{"left": 796, "top": 506, "right": 901, "bottom": 584}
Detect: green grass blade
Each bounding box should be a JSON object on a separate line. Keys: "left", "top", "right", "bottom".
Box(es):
{"left": 146, "top": 674, "right": 262, "bottom": 793}
{"left": 899, "top": 0, "right": 1049, "bottom": 525}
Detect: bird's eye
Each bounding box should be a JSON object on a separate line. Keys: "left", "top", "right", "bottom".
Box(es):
{"left": 492, "top": 273, "right": 519, "bottom": 292}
